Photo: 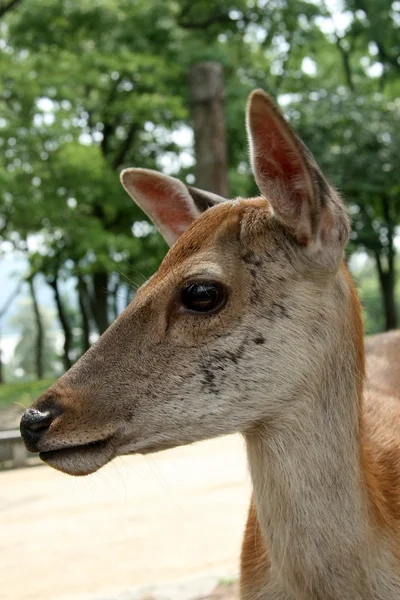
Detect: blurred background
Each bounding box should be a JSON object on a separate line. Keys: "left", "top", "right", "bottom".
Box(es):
{"left": 0, "top": 1, "right": 399, "bottom": 599}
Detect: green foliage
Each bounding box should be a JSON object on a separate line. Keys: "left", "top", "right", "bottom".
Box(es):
{"left": 1, "top": 0, "right": 188, "bottom": 339}
{"left": 0, "top": 378, "right": 55, "bottom": 408}
{"left": 291, "top": 93, "right": 400, "bottom": 256}
{"left": 0, "top": 0, "right": 399, "bottom": 354}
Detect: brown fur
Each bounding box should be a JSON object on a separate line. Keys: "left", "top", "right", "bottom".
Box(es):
{"left": 362, "top": 330, "right": 400, "bottom": 534}
{"left": 240, "top": 497, "right": 270, "bottom": 597}
{"left": 21, "top": 90, "right": 400, "bottom": 599}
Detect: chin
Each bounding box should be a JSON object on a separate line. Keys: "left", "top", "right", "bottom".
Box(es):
{"left": 39, "top": 439, "right": 116, "bottom": 476}
{"left": 39, "top": 434, "right": 192, "bottom": 476}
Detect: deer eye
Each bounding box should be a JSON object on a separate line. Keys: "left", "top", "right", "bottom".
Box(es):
{"left": 180, "top": 282, "right": 226, "bottom": 314}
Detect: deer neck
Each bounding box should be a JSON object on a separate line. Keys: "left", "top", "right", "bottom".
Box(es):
{"left": 244, "top": 282, "right": 399, "bottom": 599}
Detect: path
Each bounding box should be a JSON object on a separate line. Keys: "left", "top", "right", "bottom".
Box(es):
{"left": 0, "top": 435, "right": 250, "bottom": 600}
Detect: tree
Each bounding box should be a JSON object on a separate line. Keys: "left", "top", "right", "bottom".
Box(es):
{"left": 189, "top": 62, "right": 229, "bottom": 196}
{"left": 1, "top": 0, "right": 399, "bottom": 341}
{"left": 0, "top": 0, "right": 22, "bottom": 20}
{"left": 27, "top": 274, "right": 44, "bottom": 379}
{"left": 345, "top": 0, "right": 400, "bottom": 82}
{"left": 10, "top": 300, "right": 60, "bottom": 379}
{"left": 1, "top": 0, "right": 184, "bottom": 340}
{"left": 286, "top": 92, "right": 400, "bottom": 330}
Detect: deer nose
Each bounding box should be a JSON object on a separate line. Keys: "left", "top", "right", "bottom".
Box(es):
{"left": 20, "top": 407, "right": 60, "bottom": 451}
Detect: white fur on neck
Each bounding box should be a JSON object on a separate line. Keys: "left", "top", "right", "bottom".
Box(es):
{"left": 244, "top": 329, "right": 400, "bottom": 600}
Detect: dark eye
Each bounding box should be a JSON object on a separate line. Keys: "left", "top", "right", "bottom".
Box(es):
{"left": 180, "top": 282, "right": 226, "bottom": 314}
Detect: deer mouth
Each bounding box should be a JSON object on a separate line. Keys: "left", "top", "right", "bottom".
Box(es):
{"left": 39, "top": 437, "right": 115, "bottom": 476}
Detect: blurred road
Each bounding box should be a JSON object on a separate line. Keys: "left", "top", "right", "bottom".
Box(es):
{"left": 0, "top": 435, "right": 250, "bottom": 600}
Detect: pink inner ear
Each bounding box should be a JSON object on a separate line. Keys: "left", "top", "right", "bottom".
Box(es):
{"left": 121, "top": 169, "right": 200, "bottom": 246}
{"left": 258, "top": 130, "right": 304, "bottom": 192}
{"left": 136, "top": 178, "right": 195, "bottom": 236}
{"left": 249, "top": 94, "right": 314, "bottom": 207}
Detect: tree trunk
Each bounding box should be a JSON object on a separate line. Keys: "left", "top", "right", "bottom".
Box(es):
{"left": 111, "top": 279, "right": 120, "bottom": 322}
{"left": 77, "top": 276, "right": 91, "bottom": 353}
{"left": 48, "top": 276, "right": 73, "bottom": 371}
{"left": 381, "top": 273, "right": 397, "bottom": 331}
{"left": 377, "top": 195, "right": 398, "bottom": 330}
{"left": 189, "top": 62, "right": 229, "bottom": 196}
{"left": 28, "top": 275, "right": 44, "bottom": 379}
{"left": 91, "top": 271, "right": 109, "bottom": 335}
{"left": 374, "top": 252, "right": 397, "bottom": 331}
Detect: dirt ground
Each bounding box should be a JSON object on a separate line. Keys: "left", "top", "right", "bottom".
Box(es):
{"left": 208, "top": 582, "right": 239, "bottom": 599}
{"left": 0, "top": 434, "right": 249, "bottom": 600}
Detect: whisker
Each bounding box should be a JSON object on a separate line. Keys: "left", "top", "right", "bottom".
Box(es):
{"left": 144, "top": 455, "right": 182, "bottom": 510}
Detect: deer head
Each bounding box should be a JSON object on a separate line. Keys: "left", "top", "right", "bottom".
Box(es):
{"left": 20, "top": 90, "right": 349, "bottom": 476}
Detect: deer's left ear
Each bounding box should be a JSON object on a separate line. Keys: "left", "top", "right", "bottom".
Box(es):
{"left": 120, "top": 168, "right": 226, "bottom": 247}
{"left": 247, "top": 90, "right": 348, "bottom": 251}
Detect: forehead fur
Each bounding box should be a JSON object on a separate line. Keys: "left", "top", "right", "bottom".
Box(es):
{"left": 158, "top": 197, "right": 273, "bottom": 275}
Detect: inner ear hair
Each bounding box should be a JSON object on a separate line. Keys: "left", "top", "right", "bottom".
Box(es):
{"left": 247, "top": 89, "right": 348, "bottom": 250}
{"left": 187, "top": 186, "right": 227, "bottom": 212}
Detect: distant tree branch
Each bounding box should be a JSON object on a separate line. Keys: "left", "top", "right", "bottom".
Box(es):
{"left": 375, "top": 41, "right": 400, "bottom": 72}
{"left": 100, "top": 120, "right": 114, "bottom": 158}
{"left": 0, "top": 0, "right": 22, "bottom": 19}
{"left": 112, "top": 122, "right": 138, "bottom": 170}
{"left": 47, "top": 269, "right": 73, "bottom": 371}
{"left": 100, "top": 77, "right": 122, "bottom": 159}
{"left": 178, "top": 3, "right": 250, "bottom": 30}
{"left": 320, "top": 0, "right": 355, "bottom": 92}
{"left": 374, "top": 249, "right": 383, "bottom": 278}
{"left": 0, "top": 280, "right": 22, "bottom": 319}
{"left": 178, "top": 14, "right": 234, "bottom": 29}
{"left": 28, "top": 274, "right": 44, "bottom": 379}
{"left": 77, "top": 274, "right": 91, "bottom": 353}
{"left": 335, "top": 35, "right": 355, "bottom": 92}
{"left": 382, "top": 194, "right": 395, "bottom": 272}
{"left": 354, "top": 0, "right": 400, "bottom": 72}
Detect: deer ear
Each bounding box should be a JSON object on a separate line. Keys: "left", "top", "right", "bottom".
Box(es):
{"left": 247, "top": 90, "right": 342, "bottom": 247}
{"left": 120, "top": 169, "right": 226, "bottom": 246}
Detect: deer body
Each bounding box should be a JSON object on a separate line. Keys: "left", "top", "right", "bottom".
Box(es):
{"left": 20, "top": 90, "right": 400, "bottom": 599}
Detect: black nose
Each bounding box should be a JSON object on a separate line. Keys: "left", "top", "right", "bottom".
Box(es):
{"left": 20, "top": 407, "right": 59, "bottom": 451}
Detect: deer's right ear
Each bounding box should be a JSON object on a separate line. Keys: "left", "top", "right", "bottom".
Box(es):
{"left": 120, "top": 168, "right": 226, "bottom": 247}
{"left": 246, "top": 90, "right": 350, "bottom": 251}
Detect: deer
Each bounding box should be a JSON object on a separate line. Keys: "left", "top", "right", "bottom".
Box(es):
{"left": 20, "top": 89, "right": 400, "bottom": 599}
